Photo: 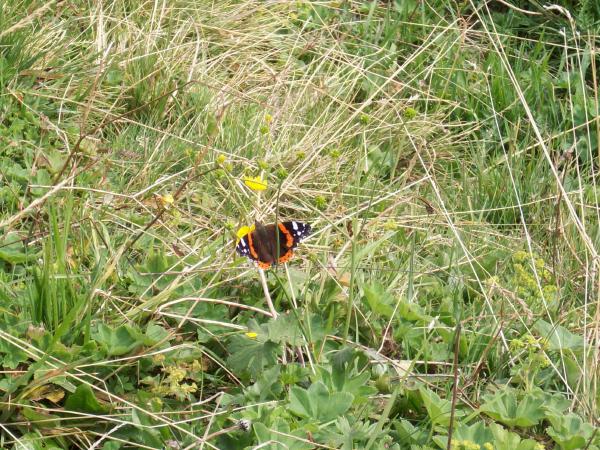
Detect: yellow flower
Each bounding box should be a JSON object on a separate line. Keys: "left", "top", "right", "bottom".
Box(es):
{"left": 236, "top": 225, "right": 255, "bottom": 244}
{"left": 264, "top": 113, "right": 273, "bottom": 124}
{"left": 152, "top": 353, "right": 166, "bottom": 364}
{"left": 243, "top": 175, "right": 267, "bottom": 191}
{"left": 245, "top": 332, "right": 258, "bottom": 339}
{"left": 159, "top": 193, "right": 175, "bottom": 208}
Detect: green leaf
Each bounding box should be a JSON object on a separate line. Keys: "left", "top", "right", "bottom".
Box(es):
{"left": 101, "top": 442, "right": 121, "bottom": 450}
{"left": 227, "top": 334, "right": 280, "bottom": 378}
{"left": 0, "top": 231, "right": 38, "bottom": 264}
{"left": 534, "top": 320, "right": 583, "bottom": 351}
{"left": 546, "top": 413, "right": 596, "bottom": 450}
{"left": 394, "top": 419, "right": 430, "bottom": 446}
{"left": 318, "top": 367, "right": 375, "bottom": 404}
{"left": 144, "top": 322, "right": 170, "bottom": 345}
{"left": 13, "top": 433, "right": 62, "bottom": 450}
{"left": 433, "top": 421, "right": 493, "bottom": 449}
{"left": 288, "top": 381, "right": 354, "bottom": 422}
{"left": 0, "top": 338, "right": 29, "bottom": 369}
{"left": 490, "top": 424, "right": 541, "bottom": 450}
{"left": 265, "top": 314, "right": 304, "bottom": 346}
{"left": 92, "top": 323, "right": 146, "bottom": 356}
{"left": 480, "top": 389, "right": 545, "bottom": 428}
{"left": 534, "top": 389, "right": 570, "bottom": 416}
{"left": 64, "top": 384, "right": 107, "bottom": 414}
{"left": 419, "top": 387, "right": 455, "bottom": 426}
{"left": 130, "top": 409, "right": 165, "bottom": 448}
{"left": 323, "top": 347, "right": 375, "bottom": 402}
{"left": 245, "top": 365, "right": 283, "bottom": 401}
{"left": 253, "top": 419, "right": 313, "bottom": 450}
{"left": 434, "top": 422, "right": 540, "bottom": 450}
{"left": 363, "top": 282, "right": 394, "bottom": 318}
{"left": 21, "top": 403, "right": 61, "bottom": 428}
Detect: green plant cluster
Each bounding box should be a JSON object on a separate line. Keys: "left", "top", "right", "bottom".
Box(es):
{"left": 0, "top": 0, "right": 598, "bottom": 449}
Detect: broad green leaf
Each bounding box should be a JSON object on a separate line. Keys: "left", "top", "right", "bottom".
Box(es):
{"left": 21, "top": 404, "right": 60, "bottom": 428}
{"left": 14, "top": 433, "right": 62, "bottom": 450}
{"left": 490, "top": 424, "right": 541, "bottom": 450}
{"left": 130, "top": 409, "right": 165, "bottom": 448}
{"left": 546, "top": 413, "right": 596, "bottom": 450}
{"left": 434, "top": 422, "right": 540, "bottom": 450}
{"left": 227, "top": 334, "right": 280, "bottom": 378}
{"left": 288, "top": 381, "right": 354, "bottom": 422}
{"left": 329, "top": 416, "right": 379, "bottom": 449}
{"left": 245, "top": 365, "right": 283, "bottom": 401}
{"left": 92, "top": 323, "right": 146, "bottom": 356}
{"left": 325, "top": 347, "right": 375, "bottom": 401}
{"left": 419, "top": 387, "right": 454, "bottom": 426}
{"left": 394, "top": 419, "right": 430, "bottom": 446}
{"left": 480, "top": 389, "right": 545, "bottom": 427}
{"left": 396, "top": 298, "right": 430, "bottom": 323}
{"left": 265, "top": 314, "right": 303, "bottom": 346}
{"left": 433, "top": 421, "right": 493, "bottom": 448}
{"left": 0, "top": 338, "right": 29, "bottom": 369}
{"left": 101, "top": 442, "right": 121, "bottom": 450}
{"left": 145, "top": 322, "right": 170, "bottom": 344}
{"left": 363, "top": 282, "right": 394, "bottom": 318}
{"left": 318, "top": 366, "right": 376, "bottom": 404}
{"left": 0, "top": 232, "right": 38, "bottom": 264}
{"left": 64, "top": 384, "right": 107, "bottom": 414}
{"left": 253, "top": 419, "right": 312, "bottom": 450}
{"left": 534, "top": 320, "right": 583, "bottom": 351}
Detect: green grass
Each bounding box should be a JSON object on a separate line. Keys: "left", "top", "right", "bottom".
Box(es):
{"left": 0, "top": 0, "right": 599, "bottom": 449}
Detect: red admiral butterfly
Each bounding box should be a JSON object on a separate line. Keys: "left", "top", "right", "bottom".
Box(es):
{"left": 236, "top": 221, "right": 311, "bottom": 269}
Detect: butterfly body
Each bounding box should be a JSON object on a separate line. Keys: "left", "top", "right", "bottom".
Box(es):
{"left": 236, "top": 221, "right": 311, "bottom": 269}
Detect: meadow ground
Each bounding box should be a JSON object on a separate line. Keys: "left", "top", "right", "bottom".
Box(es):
{"left": 0, "top": 1, "right": 599, "bottom": 449}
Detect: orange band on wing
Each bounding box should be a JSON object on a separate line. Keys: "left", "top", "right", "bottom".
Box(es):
{"left": 277, "top": 250, "right": 294, "bottom": 264}
{"left": 258, "top": 261, "right": 272, "bottom": 270}
{"left": 246, "top": 232, "right": 259, "bottom": 259}
{"left": 278, "top": 223, "right": 294, "bottom": 248}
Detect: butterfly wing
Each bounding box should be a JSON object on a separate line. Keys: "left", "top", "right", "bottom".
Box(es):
{"left": 276, "top": 222, "right": 311, "bottom": 264}
{"left": 236, "top": 225, "right": 275, "bottom": 269}
{"left": 281, "top": 221, "right": 311, "bottom": 249}
{"left": 236, "top": 234, "right": 253, "bottom": 258}
{"left": 236, "top": 222, "right": 311, "bottom": 268}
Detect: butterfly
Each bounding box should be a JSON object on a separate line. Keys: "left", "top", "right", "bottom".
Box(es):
{"left": 236, "top": 221, "right": 312, "bottom": 270}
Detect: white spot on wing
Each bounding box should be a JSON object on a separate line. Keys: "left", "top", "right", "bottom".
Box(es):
{"left": 292, "top": 221, "right": 298, "bottom": 230}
